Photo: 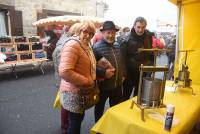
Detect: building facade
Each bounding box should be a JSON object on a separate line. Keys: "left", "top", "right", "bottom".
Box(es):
{"left": 0, "top": 0, "right": 107, "bottom": 36}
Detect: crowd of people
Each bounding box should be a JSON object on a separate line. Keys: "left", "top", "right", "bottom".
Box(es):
{"left": 47, "top": 16, "right": 176, "bottom": 134}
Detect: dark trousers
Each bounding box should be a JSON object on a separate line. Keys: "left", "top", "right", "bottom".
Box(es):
{"left": 167, "top": 62, "right": 174, "bottom": 80}
{"left": 123, "top": 70, "right": 140, "bottom": 101}
{"left": 167, "top": 57, "right": 175, "bottom": 80}
{"left": 67, "top": 111, "right": 84, "bottom": 134}
{"left": 94, "top": 86, "right": 122, "bottom": 122}
{"left": 61, "top": 106, "right": 68, "bottom": 134}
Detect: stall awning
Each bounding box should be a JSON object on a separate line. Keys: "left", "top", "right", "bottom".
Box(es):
{"left": 32, "top": 15, "right": 104, "bottom": 28}
{"left": 168, "top": 0, "right": 200, "bottom": 85}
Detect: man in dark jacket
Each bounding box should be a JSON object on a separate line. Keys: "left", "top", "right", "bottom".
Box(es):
{"left": 120, "top": 17, "right": 153, "bottom": 101}
{"left": 166, "top": 38, "right": 176, "bottom": 80}
{"left": 44, "top": 30, "right": 59, "bottom": 60}
{"left": 93, "top": 21, "right": 125, "bottom": 122}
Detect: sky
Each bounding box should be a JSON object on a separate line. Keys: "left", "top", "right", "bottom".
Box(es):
{"left": 104, "top": 0, "right": 178, "bottom": 31}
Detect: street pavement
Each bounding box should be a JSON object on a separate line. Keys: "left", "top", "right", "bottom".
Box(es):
{"left": 0, "top": 65, "right": 96, "bottom": 134}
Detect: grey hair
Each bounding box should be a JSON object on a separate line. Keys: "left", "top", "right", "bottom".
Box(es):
{"left": 134, "top": 17, "right": 147, "bottom": 26}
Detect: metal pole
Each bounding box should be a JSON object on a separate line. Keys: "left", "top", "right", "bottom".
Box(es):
{"left": 137, "top": 64, "right": 143, "bottom": 105}
{"left": 96, "top": 1, "right": 97, "bottom": 17}
{"left": 185, "top": 51, "right": 187, "bottom": 65}
{"left": 175, "top": 0, "right": 182, "bottom": 62}
{"left": 7, "top": 11, "right": 12, "bottom": 36}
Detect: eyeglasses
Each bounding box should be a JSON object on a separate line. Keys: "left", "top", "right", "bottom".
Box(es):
{"left": 81, "top": 30, "right": 94, "bottom": 37}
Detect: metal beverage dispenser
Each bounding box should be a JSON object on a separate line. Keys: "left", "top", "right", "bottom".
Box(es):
{"left": 130, "top": 48, "right": 168, "bottom": 121}
{"left": 173, "top": 50, "right": 194, "bottom": 94}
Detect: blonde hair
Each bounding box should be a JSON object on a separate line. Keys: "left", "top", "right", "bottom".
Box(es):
{"left": 76, "top": 20, "right": 96, "bottom": 36}
{"left": 68, "top": 23, "right": 81, "bottom": 36}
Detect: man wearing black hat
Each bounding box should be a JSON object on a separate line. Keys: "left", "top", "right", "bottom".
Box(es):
{"left": 92, "top": 21, "right": 125, "bottom": 122}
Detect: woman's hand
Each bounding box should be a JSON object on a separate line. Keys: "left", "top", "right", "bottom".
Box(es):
{"left": 87, "top": 77, "right": 95, "bottom": 88}
{"left": 80, "top": 77, "right": 95, "bottom": 90}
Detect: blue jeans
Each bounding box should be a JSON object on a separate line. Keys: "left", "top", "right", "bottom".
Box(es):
{"left": 67, "top": 111, "right": 84, "bottom": 134}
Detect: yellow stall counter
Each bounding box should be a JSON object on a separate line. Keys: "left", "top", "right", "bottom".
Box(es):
{"left": 91, "top": 82, "right": 200, "bottom": 134}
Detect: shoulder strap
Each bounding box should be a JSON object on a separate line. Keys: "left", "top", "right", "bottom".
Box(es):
{"left": 79, "top": 43, "right": 96, "bottom": 80}
{"left": 62, "top": 36, "right": 81, "bottom": 49}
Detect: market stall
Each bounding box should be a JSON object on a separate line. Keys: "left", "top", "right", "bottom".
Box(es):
{"left": 90, "top": 1, "right": 200, "bottom": 133}
{"left": 32, "top": 15, "right": 104, "bottom": 60}
{"left": 170, "top": 0, "right": 200, "bottom": 85}
{"left": 91, "top": 82, "right": 200, "bottom": 134}
{"left": 0, "top": 36, "right": 48, "bottom": 77}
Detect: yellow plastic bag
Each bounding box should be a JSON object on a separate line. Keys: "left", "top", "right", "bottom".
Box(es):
{"left": 53, "top": 90, "right": 61, "bottom": 109}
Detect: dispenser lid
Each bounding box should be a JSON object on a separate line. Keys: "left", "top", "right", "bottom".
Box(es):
{"left": 167, "top": 104, "right": 175, "bottom": 113}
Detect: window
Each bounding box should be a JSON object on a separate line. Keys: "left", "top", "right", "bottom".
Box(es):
{"left": 0, "top": 4, "right": 23, "bottom": 36}
{"left": 0, "top": 12, "right": 7, "bottom": 36}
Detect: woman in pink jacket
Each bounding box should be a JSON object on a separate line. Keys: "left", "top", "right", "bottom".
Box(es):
{"left": 59, "top": 20, "right": 96, "bottom": 134}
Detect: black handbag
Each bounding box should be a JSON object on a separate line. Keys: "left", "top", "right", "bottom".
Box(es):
{"left": 80, "top": 83, "right": 100, "bottom": 110}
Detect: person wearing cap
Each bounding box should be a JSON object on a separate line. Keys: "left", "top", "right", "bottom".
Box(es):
{"left": 120, "top": 17, "right": 153, "bottom": 101}
{"left": 92, "top": 21, "right": 125, "bottom": 122}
